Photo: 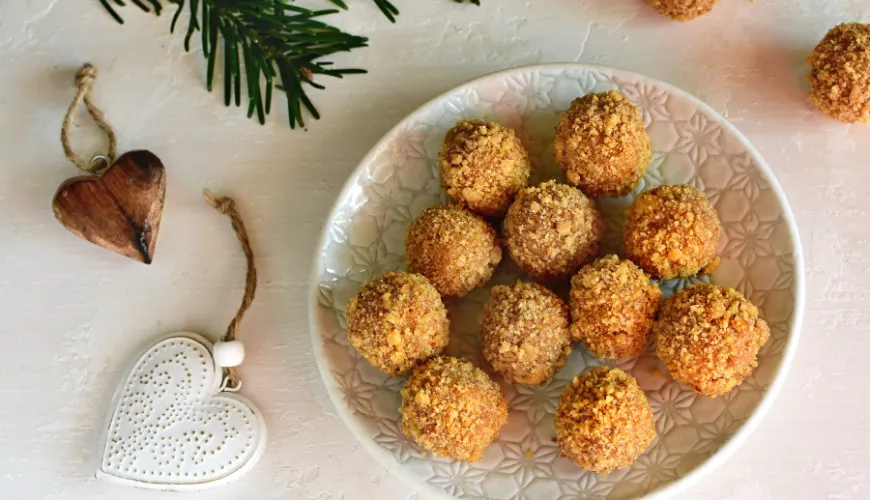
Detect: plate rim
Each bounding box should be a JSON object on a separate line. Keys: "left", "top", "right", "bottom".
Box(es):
{"left": 307, "top": 62, "right": 806, "bottom": 500}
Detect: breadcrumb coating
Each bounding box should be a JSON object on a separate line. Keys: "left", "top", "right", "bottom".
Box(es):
{"left": 623, "top": 184, "right": 721, "bottom": 280}
{"left": 554, "top": 90, "right": 651, "bottom": 198}
{"left": 644, "top": 0, "right": 718, "bottom": 21}
{"left": 554, "top": 367, "right": 656, "bottom": 475}
{"left": 401, "top": 356, "right": 508, "bottom": 461}
{"left": 347, "top": 272, "right": 450, "bottom": 376}
{"left": 439, "top": 120, "right": 531, "bottom": 217}
{"left": 570, "top": 255, "right": 661, "bottom": 360}
{"left": 807, "top": 23, "right": 870, "bottom": 123}
{"left": 481, "top": 281, "right": 572, "bottom": 386}
{"left": 504, "top": 181, "right": 603, "bottom": 282}
{"left": 406, "top": 205, "right": 502, "bottom": 297}
{"left": 653, "top": 283, "right": 770, "bottom": 397}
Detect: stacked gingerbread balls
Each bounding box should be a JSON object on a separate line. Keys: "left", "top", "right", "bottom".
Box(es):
{"left": 345, "top": 91, "right": 771, "bottom": 474}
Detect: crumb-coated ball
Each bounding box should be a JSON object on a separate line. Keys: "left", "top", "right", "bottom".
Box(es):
{"left": 347, "top": 272, "right": 449, "bottom": 376}
{"left": 807, "top": 23, "right": 870, "bottom": 123}
{"left": 644, "top": 0, "right": 718, "bottom": 21}
{"left": 439, "top": 120, "right": 531, "bottom": 217}
{"left": 406, "top": 205, "right": 502, "bottom": 297}
{"left": 504, "top": 181, "right": 603, "bottom": 281}
{"left": 570, "top": 255, "right": 661, "bottom": 360}
{"left": 401, "top": 356, "right": 508, "bottom": 461}
{"left": 554, "top": 367, "right": 656, "bottom": 475}
{"left": 653, "top": 283, "right": 770, "bottom": 397}
{"left": 481, "top": 281, "right": 572, "bottom": 386}
{"left": 554, "top": 90, "right": 651, "bottom": 198}
{"left": 624, "top": 184, "right": 720, "bottom": 280}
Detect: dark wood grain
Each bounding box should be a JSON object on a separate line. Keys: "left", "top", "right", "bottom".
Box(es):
{"left": 52, "top": 150, "right": 166, "bottom": 264}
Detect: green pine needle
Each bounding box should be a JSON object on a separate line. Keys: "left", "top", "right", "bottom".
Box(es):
{"left": 324, "top": 0, "right": 400, "bottom": 22}
{"left": 99, "top": 0, "right": 370, "bottom": 128}
{"left": 371, "top": 0, "right": 400, "bottom": 23}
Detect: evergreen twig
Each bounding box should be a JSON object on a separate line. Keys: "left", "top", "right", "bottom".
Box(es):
{"left": 99, "top": 0, "right": 369, "bottom": 128}
{"left": 98, "top": 0, "right": 479, "bottom": 127}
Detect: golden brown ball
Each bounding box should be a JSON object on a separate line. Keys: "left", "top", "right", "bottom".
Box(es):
{"left": 653, "top": 283, "right": 770, "bottom": 397}
{"left": 439, "top": 120, "right": 531, "bottom": 217}
{"left": 644, "top": 0, "right": 718, "bottom": 21}
{"left": 401, "top": 356, "right": 508, "bottom": 461}
{"left": 346, "top": 272, "right": 450, "bottom": 376}
{"left": 481, "top": 281, "right": 572, "bottom": 386}
{"left": 623, "top": 184, "right": 721, "bottom": 280}
{"left": 807, "top": 23, "right": 870, "bottom": 123}
{"left": 570, "top": 255, "right": 661, "bottom": 360}
{"left": 406, "top": 205, "right": 502, "bottom": 297}
{"left": 504, "top": 181, "right": 603, "bottom": 282}
{"left": 554, "top": 367, "right": 656, "bottom": 475}
{"left": 554, "top": 90, "right": 651, "bottom": 198}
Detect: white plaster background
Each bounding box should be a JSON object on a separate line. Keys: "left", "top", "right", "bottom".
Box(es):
{"left": 0, "top": 1, "right": 867, "bottom": 499}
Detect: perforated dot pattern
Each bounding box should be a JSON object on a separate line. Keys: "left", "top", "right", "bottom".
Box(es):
{"left": 99, "top": 335, "right": 266, "bottom": 488}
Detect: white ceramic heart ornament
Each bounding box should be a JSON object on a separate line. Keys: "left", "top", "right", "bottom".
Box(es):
{"left": 97, "top": 332, "right": 266, "bottom": 490}
{"left": 98, "top": 190, "right": 268, "bottom": 490}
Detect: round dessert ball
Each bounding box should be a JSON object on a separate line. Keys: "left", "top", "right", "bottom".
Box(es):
{"left": 807, "top": 23, "right": 870, "bottom": 123}
{"left": 644, "top": 0, "right": 718, "bottom": 21}
{"left": 623, "top": 184, "right": 721, "bottom": 280}
{"left": 554, "top": 367, "right": 656, "bottom": 475}
{"left": 401, "top": 356, "right": 508, "bottom": 461}
{"left": 346, "top": 272, "right": 449, "bottom": 376}
{"left": 504, "top": 181, "right": 603, "bottom": 282}
{"left": 653, "top": 283, "right": 770, "bottom": 397}
{"left": 570, "top": 255, "right": 662, "bottom": 360}
{"left": 439, "top": 120, "right": 531, "bottom": 217}
{"left": 406, "top": 205, "right": 502, "bottom": 297}
{"left": 554, "top": 90, "right": 651, "bottom": 198}
{"left": 481, "top": 281, "right": 572, "bottom": 386}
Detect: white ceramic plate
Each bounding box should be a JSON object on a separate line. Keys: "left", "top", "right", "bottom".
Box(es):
{"left": 309, "top": 64, "right": 804, "bottom": 500}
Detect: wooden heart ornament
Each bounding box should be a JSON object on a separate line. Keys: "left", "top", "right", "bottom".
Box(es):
{"left": 97, "top": 333, "right": 267, "bottom": 490}
{"left": 52, "top": 150, "right": 166, "bottom": 264}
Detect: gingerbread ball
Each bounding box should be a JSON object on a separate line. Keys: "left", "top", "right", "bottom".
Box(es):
{"left": 439, "top": 120, "right": 531, "bottom": 217}
{"left": 807, "top": 23, "right": 870, "bottom": 123}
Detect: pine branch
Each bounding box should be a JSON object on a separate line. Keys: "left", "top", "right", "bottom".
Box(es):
{"left": 98, "top": 0, "right": 369, "bottom": 128}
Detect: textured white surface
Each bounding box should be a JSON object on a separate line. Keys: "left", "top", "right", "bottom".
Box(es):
{"left": 311, "top": 63, "right": 802, "bottom": 500}
{"left": 0, "top": 1, "right": 867, "bottom": 500}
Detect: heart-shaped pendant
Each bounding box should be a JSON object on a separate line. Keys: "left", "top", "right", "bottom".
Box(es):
{"left": 52, "top": 150, "right": 166, "bottom": 264}
{"left": 97, "top": 333, "right": 266, "bottom": 490}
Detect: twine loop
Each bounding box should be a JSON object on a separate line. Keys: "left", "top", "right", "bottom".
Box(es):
{"left": 75, "top": 64, "right": 97, "bottom": 89}
{"left": 61, "top": 63, "right": 118, "bottom": 174}
{"left": 203, "top": 189, "right": 258, "bottom": 390}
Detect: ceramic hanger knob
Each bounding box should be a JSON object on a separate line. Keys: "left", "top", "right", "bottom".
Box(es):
{"left": 213, "top": 340, "right": 245, "bottom": 367}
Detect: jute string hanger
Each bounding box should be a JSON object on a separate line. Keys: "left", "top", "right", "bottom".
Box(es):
{"left": 203, "top": 190, "right": 258, "bottom": 391}
{"left": 61, "top": 63, "right": 117, "bottom": 173}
